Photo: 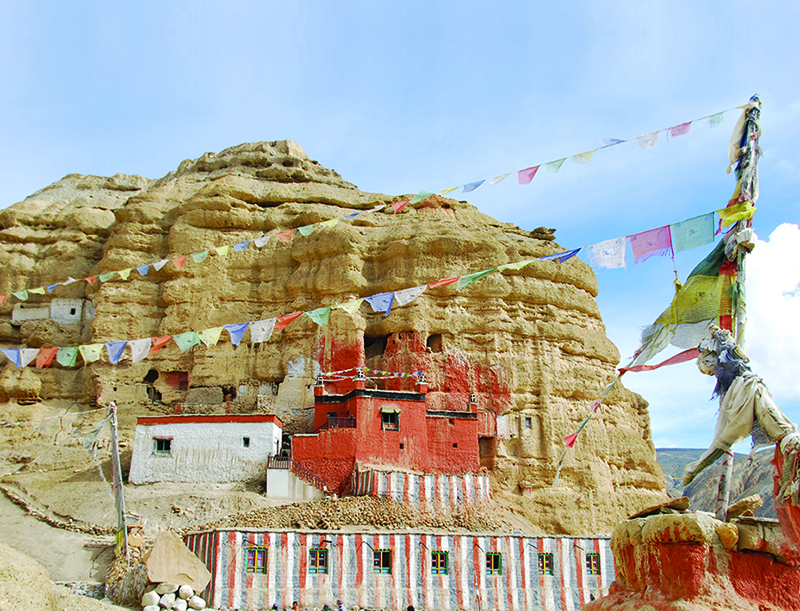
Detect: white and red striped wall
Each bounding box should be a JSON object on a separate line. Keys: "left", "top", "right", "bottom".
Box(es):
{"left": 349, "top": 467, "right": 491, "bottom": 509}
{"left": 185, "top": 530, "right": 612, "bottom": 611}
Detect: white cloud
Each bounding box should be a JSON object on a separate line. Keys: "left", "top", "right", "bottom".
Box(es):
{"left": 745, "top": 223, "right": 800, "bottom": 403}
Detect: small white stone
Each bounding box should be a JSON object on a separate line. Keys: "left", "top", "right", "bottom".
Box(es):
{"left": 144, "top": 606, "right": 160, "bottom": 611}
{"left": 143, "top": 590, "right": 160, "bottom": 607}
{"left": 160, "top": 592, "right": 177, "bottom": 608}
{"left": 157, "top": 583, "right": 179, "bottom": 595}
{"left": 172, "top": 599, "right": 188, "bottom": 611}
{"left": 179, "top": 584, "right": 195, "bottom": 599}
{"left": 188, "top": 595, "right": 207, "bottom": 610}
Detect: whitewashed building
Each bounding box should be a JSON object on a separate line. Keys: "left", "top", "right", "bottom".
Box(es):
{"left": 129, "top": 414, "right": 283, "bottom": 484}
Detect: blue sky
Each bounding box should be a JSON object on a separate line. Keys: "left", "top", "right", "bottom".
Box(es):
{"left": 1, "top": 1, "right": 799, "bottom": 449}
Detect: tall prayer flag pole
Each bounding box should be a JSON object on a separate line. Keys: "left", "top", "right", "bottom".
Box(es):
{"left": 109, "top": 401, "right": 129, "bottom": 562}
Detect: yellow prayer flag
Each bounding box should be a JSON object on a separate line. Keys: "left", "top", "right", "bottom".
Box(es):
{"left": 28, "top": 287, "right": 46, "bottom": 295}
{"left": 439, "top": 187, "right": 458, "bottom": 195}
{"left": 498, "top": 259, "right": 535, "bottom": 272}
{"left": 215, "top": 246, "right": 230, "bottom": 257}
{"left": 333, "top": 299, "right": 363, "bottom": 315}
{"left": 717, "top": 202, "right": 756, "bottom": 227}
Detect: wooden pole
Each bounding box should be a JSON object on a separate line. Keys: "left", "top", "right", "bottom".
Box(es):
{"left": 109, "top": 401, "right": 129, "bottom": 562}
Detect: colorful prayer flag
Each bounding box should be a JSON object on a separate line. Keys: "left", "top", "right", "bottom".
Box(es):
{"left": 319, "top": 219, "right": 339, "bottom": 229}
{"left": 233, "top": 240, "right": 250, "bottom": 251}
{"left": 498, "top": 258, "right": 535, "bottom": 272}
{"left": 56, "top": 347, "right": 79, "bottom": 367}
{"left": 224, "top": 323, "right": 249, "bottom": 346}
{"left": 117, "top": 269, "right": 132, "bottom": 281}
{"left": 628, "top": 226, "right": 673, "bottom": 264}
{"left": 276, "top": 230, "right": 293, "bottom": 242}
{"left": 540, "top": 248, "right": 580, "bottom": 263}
{"left": 456, "top": 268, "right": 496, "bottom": 290}
{"left": 197, "top": 327, "right": 224, "bottom": 348}
{"left": 708, "top": 112, "right": 724, "bottom": 128}
{"left": 28, "top": 287, "right": 45, "bottom": 295}
{"left": 135, "top": 264, "right": 149, "bottom": 276}
{"left": 429, "top": 277, "right": 459, "bottom": 288}
{"left": 84, "top": 276, "right": 96, "bottom": 285}
{"left": 98, "top": 273, "right": 114, "bottom": 283}
{"left": 545, "top": 158, "right": 567, "bottom": 172}
{"left": 394, "top": 285, "right": 427, "bottom": 306}
{"left": 249, "top": 318, "right": 276, "bottom": 343}
{"left": 306, "top": 306, "right": 331, "bottom": 326}
{"left": 173, "top": 332, "right": 201, "bottom": 352}
{"left": 253, "top": 235, "right": 271, "bottom": 248}
{"left": 365, "top": 292, "right": 395, "bottom": 316}
{"left": 191, "top": 251, "right": 209, "bottom": 263}
{"left": 298, "top": 225, "right": 315, "bottom": 237}
{"left": 462, "top": 180, "right": 485, "bottom": 193}
{"left": 215, "top": 246, "right": 230, "bottom": 256}
{"left": 153, "top": 259, "right": 169, "bottom": 271}
{"left": 600, "top": 138, "right": 625, "bottom": 147}
{"left": 718, "top": 202, "right": 756, "bottom": 227}
{"left": 105, "top": 341, "right": 127, "bottom": 365}
{"left": 128, "top": 338, "right": 152, "bottom": 363}
{"left": 78, "top": 343, "right": 104, "bottom": 363}
{"left": 518, "top": 166, "right": 540, "bottom": 185}
{"left": 670, "top": 213, "right": 715, "bottom": 252}
{"left": 410, "top": 190, "right": 435, "bottom": 204}
{"left": 572, "top": 150, "right": 596, "bottom": 164}
{"left": 274, "top": 311, "right": 303, "bottom": 333}
{"left": 439, "top": 187, "right": 458, "bottom": 195}
{"left": 489, "top": 173, "right": 511, "bottom": 185}
{"left": 35, "top": 347, "right": 58, "bottom": 369}
{"left": 392, "top": 200, "right": 409, "bottom": 213}
{"left": 149, "top": 336, "right": 172, "bottom": 355}
{"left": 46, "top": 284, "right": 60, "bottom": 293}
{"left": 333, "top": 299, "right": 363, "bottom": 315}
{"left": 172, "top": 256, "right": 187, "bottom": 270}
{"left": 13, "top": 290, "right": 28, "bottom": 300}
{"left": 670, "top": 122, "right": 691, "bottom": 138}
{"left": 582, "top": 237, "right": 627, "bottom": 271}
{"left": 0, "top": 295, "right": 6, "bottom": 305}
{"left": 637, "top": 133, "right": 658, "bottom": 149}
{"left": 1, "top": 349, "right": 20, "bottom": 367}
{"left": 19, "top": 349, "right": 38, "bottom": 368}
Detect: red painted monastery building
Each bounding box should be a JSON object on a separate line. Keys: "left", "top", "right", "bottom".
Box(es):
{"left": 291, "top": 372, "right": 496, "bottom": 495}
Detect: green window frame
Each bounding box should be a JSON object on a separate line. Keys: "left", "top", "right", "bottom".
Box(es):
{"left": 538, "top": 552, "right": 554, "bottom": 576}
{"left": 586, "top": 553, "right": 601, "bottom": 575}
{"left": 154, "top": 437, "right": 172, "bottom": 455}
{"left": 373, "top": 549, "right": 391, "bottom": 574}
{"left": 486, "top": 552, "right": 502, "bottom": 575}
{"left": 309, "top": 548, "right": 328, "bottom": 574}
{"left": 381, "top": 411, "right": 399, "bottom": 431}
{"left": 246, "top": 547, "right": 268, "bottom": 574}
{"left": 431, "top": 550, "right": 448, "bottom": 575}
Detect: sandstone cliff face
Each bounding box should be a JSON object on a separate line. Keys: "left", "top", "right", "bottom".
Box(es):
{"left": 0, "top": 140, "right": 666, "bottom": 534}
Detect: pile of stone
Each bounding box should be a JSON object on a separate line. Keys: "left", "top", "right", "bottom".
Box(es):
{"left": 142, "top": 582, "right": 207, "bottom": 611}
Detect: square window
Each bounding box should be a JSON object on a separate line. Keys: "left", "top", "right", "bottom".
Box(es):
{"left": 373, "top": 549, "right": 391, "bottom": 574}
{"left": 246, "top": 548, "right": 268, "bottom": 574}
{"left": 486, "top": 552, "right": 501, "bottom": 575}
{"left": 431, "top": 551, "right": 448, "bottom": 575}
{"left": 452, "top": 443, "right": 458, "bottom": 448}
{"left": 586, "top": 553, "right": 601, "bottom": 575}
{"left": 381, "top": 411, "right": 399, "bottom": 431}
{"left": 309, "top": 549, "right": 328, "bottom": 574}
{"left": 243, "top": 436, "right": 250, "bottom": 448}
{"left": 154, "top": 438, "right": 171, "bottom": 455}
{"left": 538, "top": 552, "right": 554, "bottom": 576}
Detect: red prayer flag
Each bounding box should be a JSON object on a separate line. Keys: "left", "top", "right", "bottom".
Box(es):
{"left": 517, "top": 165, "right": 540, "bottom": 185}
{"left": 149, "top": 336, "right": 172, "bottom": 355}
{"left": 628, "top": 226, "right": 673, "bottom": 264}
{"left": 670, "top": 122, "right": 691, "bottom": 138}
{"left": 719, "top": 260, "right": 738, "bottom": 275}
{"left": 428, "top": 277, "right": 459, "bottom": 288}
{"left": 84, "top": 276, "right": 96, "bottom": 285}
{"left": 274, "top": 311, "right": 303, "bottom": 333}
{"left": 619, "top": 348, "right": 699, "bottom": 374}
{"left": 0, "top": 294, "right": 6, "bottom": 305}
{"left": 564, "top": 433, "right": 579, "bottom": 448}
{"left": 172, "top": 256, "right": 187, "bottom": 270}
{"left": 391, "top": 200, "right": 409, "bottom": 213}
{"left": 35, "top": 347, "right": 59, "bottom": 369}
{"left": 276, "top": 230, "right": 293, "bottom": 242}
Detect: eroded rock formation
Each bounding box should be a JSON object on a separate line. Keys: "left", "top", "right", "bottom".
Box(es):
{"left": 0, "top": 140, "right": 666, "bottom": 534}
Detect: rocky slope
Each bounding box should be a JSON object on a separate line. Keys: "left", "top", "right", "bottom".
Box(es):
{"left": 0, "top": 140, "right": 666, "bottom": 535}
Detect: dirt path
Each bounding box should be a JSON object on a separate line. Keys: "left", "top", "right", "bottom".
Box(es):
{"left": 0, "top": 492, "right": 114, "bottom": 582}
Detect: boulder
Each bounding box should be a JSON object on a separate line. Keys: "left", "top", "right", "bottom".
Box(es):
{"left": 145, "top": 532, "right": 211, "bottom": 593}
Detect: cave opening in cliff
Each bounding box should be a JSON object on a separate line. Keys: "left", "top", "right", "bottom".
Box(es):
{"left": 222, "top": 384, "right": 237, "bottom": 401}
{"left": 364, "top": 334, "right": 389, "bottom": 360}
{"left": 427, "top": 334, "right": 443, "bottom": 353}
{"left": 143, "top": 369, "right": 159, "bottom": 383}
{"left": 479, "top": 437, "right": 496, "bottom": 469}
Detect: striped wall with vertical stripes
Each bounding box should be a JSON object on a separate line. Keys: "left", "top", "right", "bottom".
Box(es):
{"left": 186, "top": 529, "right": 612, "bottom": 611}
{"left": 352, "top": 468, "right": 491, "bottom": 508}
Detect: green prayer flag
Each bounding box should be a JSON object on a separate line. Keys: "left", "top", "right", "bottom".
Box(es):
{"left": 191, "top": 251, "right": 209, "bottom": 263}
{"left": 13, "top": 290, "right": 28, "bottom": 301}
{"left": 670, "top": 213, "right": 715, "bottom": 253}
{"left": 98, "top": 272, "right": 115, "bottom": 283}
{"left": 173, "top": 331, "right": 201, "bottom": 352}
{"left": 56, "top": 347, "right": 79, "bottom": 367}
{"left": 298, "top": 225, "right": 315, "bottom": 237}
{"left": 410, "top": 190, "right": 435, "bottom": 204}
{"left": 306, "top": 306, "right": 331, "bottom": 326}
{"left": 708, "top": 112, "right": 724, "bottom": 127}
{"left": 456, "top": 268, "right": 497, "bottom": 290}
{"left": 545, "top": 158, "right": 566, "bottom": 173}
